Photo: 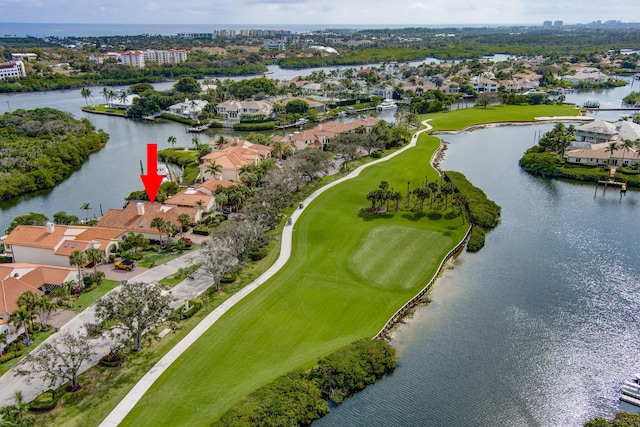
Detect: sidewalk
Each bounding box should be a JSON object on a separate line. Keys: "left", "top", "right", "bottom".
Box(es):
{"left": 99, "top": 120, "right": 434, "bottom": 427}
{"left": 0, "top": 248, "right": 210, "bottom": 408}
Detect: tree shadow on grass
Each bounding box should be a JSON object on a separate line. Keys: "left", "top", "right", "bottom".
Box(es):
{"left": 443, "top": 211, "right": 458, "bottom": 221}
{"left": 427, "top": 212, "right": 443, "bottom": 221}
{"left": 358, "top": 208, "right": 394, "bottom": 221}
{"left": 401, "top": 211, "right": 427, "bottom": 221}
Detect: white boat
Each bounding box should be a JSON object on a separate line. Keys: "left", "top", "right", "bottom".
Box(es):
{"left": 620, "top": 374, "right": 640, "bottom": 407}
{"left": 376, "top": 99, "right": 397, "bottom": 110}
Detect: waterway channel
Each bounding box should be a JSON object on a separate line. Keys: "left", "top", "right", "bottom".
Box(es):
{"left": 315, "top": 124, "right": 640, "bottom": 426}
{"left": 0, "top": 68, "right": 399, "bottom": 234}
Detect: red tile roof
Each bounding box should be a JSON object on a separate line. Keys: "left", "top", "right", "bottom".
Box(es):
{"left": 97, "top": 202, "right": 198, "bottom": 234}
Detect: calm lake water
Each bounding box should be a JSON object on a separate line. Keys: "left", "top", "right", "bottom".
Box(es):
{"left": 315, "top": 124, "right": 640, "bottom": 426}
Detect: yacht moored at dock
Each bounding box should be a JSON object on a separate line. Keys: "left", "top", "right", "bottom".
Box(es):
{"left": 376, "top": 99, "right": 398, "bottom": 110}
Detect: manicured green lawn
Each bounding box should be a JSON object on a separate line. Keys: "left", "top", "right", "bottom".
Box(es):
{"left": 71, "top": 279, "right": 120, "bottom": 313}
{"left": 122, "top": 133, "right": 469, "bottom": 426}
{"left": 135, "top": 247, "right": 196, "bottom": 268}
{"left": 426, "top": 104, "right": 580, "bottom": 132}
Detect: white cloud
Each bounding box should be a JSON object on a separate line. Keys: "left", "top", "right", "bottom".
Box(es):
{"left": 0, "top": 0, "right": 639, "bottom": 26}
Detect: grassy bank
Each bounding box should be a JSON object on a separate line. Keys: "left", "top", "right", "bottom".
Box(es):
{"left": 122, "top": 132, "right": 468, "bottom": 426}
{"left": 426, "top": 104, "right": 580, "bottom": 132}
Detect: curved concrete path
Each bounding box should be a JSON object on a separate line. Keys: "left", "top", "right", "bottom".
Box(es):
{"left": 99, "top": 120, "right": 434, "bottom": 426}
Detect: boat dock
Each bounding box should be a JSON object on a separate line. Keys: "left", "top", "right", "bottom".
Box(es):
{"left": 142, "top": 113, "right": 161, "bottom": 121}
{"left": 595, "top": 167, "right": 627, "bottom": 195}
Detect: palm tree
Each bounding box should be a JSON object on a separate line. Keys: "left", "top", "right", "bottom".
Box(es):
{"left": 160, "top": 221, "right": 176, "bottom": 247}
{"left": 36, "top": 296, "right": 58, "bottom": 329}
{"left": 271, "top": 140, "right": 286, "bottom": 159}
{"left": 620, "top": 139, "right": 634, "bottom": 167}
{"left": 16, "top": 290, "right": 39, "bottom": 329}
{"left": 16, "top": 291, "right": 39, "bottom": 313}
{"left": 167, "top": 135, "right": 177, "bottom": 148}
{"left": 177, "top": 213, "right": 191, "bottom": 235}
{"left": 108, "top": 89, "right": 117, "bottom": 107}
{"left": 605, "top": 142, "right": 620, "bottom": 166}
{"left": 366, "top": 189, "right": 379, "bottom": 210}
{"left": 118, "top": 90, "right": 128, "bottom": 105}
{"left": 215, "top": 135, "right": 226, "bottom": 149}
{"left": 205, "top": 160, "right": 222, "bottom": 179}
{"left": 441, "top": 182, "right": 456, "bottom": 209}
{"left": 10, "top": 306, "right": 33, "bottom": 338}
{"left": 390, "top": 191, "right": 403, "bottom": 212}
{"left": 80, "top": 87, "right": 92, "bottom": 106}
{"left": 85, "top": 247, "right": 104, "bottom": 275}
{"left": 195, "top": 199, "right": 205, "bottom": 215}
{"left": 191, "top": 135, "right": 200, "bottom": 150}
{"left": 427, "top": 182, "right": 439, "bottom": 208}
{"left": 69, "top": 249, "right": 88, "bottom": 290}
{"left": 150, "top": 217, "right": 166, "bottom": 248}
{"left": 413, "top": 186, "right": 430, "bottom": 211}
{"left": 102, "top": 87, "right": 111, "bottom": 105}
{"left": 80, "top": 202, "right": 92, "bottom": 221}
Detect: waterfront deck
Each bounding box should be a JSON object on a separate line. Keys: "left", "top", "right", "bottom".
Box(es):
{"left": 595, "top": 167, "right": 627, "bottom": 195}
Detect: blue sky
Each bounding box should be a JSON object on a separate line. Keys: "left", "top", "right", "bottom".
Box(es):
{"left": 0, "top": 0, "right": 636, "bottom": 26}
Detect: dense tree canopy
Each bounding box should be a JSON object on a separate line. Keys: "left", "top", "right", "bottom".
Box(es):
{"left": 0, "top": 108, "right": 108, "bottom": 201}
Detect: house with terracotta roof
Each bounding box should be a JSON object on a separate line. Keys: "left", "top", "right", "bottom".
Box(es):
{"left": 97, "top": 201, "right": 200, "bottom": 242}
{"left": 0, "top": 263, "right": 75, "bottom": 318}
{"left": 164, "top": 177, "right": 238, "bottom": 213}
{"left": 284, "top": 117, "right": 380, "bottom": 152}
{"left": 200, "top": 140, "right": 272, "bottom": 182}
{"left": 0, "top": 263, "right": 75, "bottom": 351}
{"left": 1, "top": 224, "right": 126, "bottom": 267}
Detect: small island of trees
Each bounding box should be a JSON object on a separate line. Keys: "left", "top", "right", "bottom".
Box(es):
{"left": 0, "top": 108, "right": 108, "bottom": 200}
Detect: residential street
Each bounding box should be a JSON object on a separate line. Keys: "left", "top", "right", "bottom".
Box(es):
{"left": 0, "top": 247, "right": 211, "bottom": 408}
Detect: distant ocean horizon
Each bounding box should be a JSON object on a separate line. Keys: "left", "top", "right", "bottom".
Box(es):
{"left": 0, "top": 22, "right": 497, "bottom": 38}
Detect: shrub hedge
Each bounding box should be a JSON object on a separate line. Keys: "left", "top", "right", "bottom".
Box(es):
{"left": 445, "top": 171, "right": 501, "bottom": 252}
{"left": 29, "top": 389, "right": 61, "bottom": 412}
{"left": 0, "top": 347, "right": 28, "bottom": 364}
{"left": 177, "top": 298, "right": 203, "bottom": 320}
{"left": 233, "top": 122, "right": 276, "bottom": 131}
{"left": 211, "top": 339, "right": 397, "bottom": 426}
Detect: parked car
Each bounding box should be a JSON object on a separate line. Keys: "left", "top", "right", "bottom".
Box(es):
{"left": 114, "top": 259, "right": 135, "bottom": 271}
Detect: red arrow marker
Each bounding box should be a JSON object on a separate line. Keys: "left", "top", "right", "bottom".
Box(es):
{"left": 140, "top": 143, "right": 164, "bottom": 204}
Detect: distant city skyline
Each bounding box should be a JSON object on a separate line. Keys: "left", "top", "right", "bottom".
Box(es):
{"left": 0, "top": 0, "right": 637, "bottom": 27}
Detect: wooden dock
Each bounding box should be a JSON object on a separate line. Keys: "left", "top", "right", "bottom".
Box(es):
{"left": 595, "top": 167, "right": 627, "bottom": 195}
